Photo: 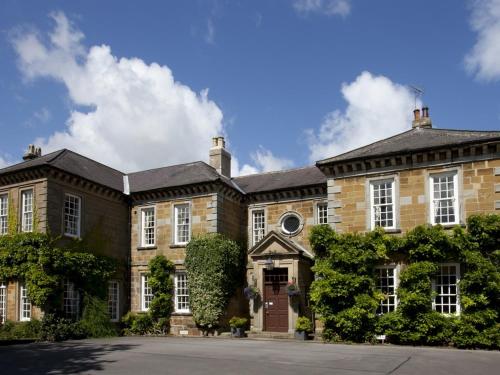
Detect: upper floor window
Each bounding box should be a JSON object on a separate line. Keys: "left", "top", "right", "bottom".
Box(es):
{"left": 0, "top": 283, "right": 6, "bottom": 324}
{"left": 141, "top": 275, "right": 153, "bottom": 311}
{"left": 141, "top": 207, "right": 155, "bottom": 247}
{"left": 0, "top": 194, "right": 8, "bottom": 235}
{"left": 375, "top": 266, "right": 398, "bottom": 314}
{"left": 174, "top": 203, "right": 191, "bottom": 245}
{"left": 21, "top": 190, "right": 33, "bottom": 233}
{"left": 252, "top": 210, "right": 265, "bottom": 245}
{"left": 429, "top": 172, "right": 459, "bottom": 225}
{"left": 317, "top": 203, "right": 328, "bottom": 225}
{"left": 64, "top": 194, "right": 81, "bottom": 237}
{"left": 433, "top": 263, "right": 460, "bottom": 315}
{"left": 370, "top": 179, "right": 395, "bottom": 230}
{"left": 175, "top": 272, "right": 190, "bottom": 313}
{"left": 108, "top": 280, "right": 120, "bottom": 322}
{"left": 19, "top": 284, "right": 31, "bottom": 321}
{"left": 63, "top": 280, "right": 79, "bottom": 319}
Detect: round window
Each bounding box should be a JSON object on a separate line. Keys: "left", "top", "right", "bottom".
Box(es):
{"left": 281, "top": 213, "right": 302, "bottom": 235}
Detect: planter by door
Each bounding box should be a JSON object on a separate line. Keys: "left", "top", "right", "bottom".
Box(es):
{"left": 264, "top": 268, "right": 288, "bottom": 332}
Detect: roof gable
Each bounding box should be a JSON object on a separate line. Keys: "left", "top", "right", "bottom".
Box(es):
{"left": 248, "top": 231, "right": 313, "bottom": 259}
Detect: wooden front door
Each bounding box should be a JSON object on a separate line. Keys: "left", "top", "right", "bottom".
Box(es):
{"left": 264, "top": 268, "right": 288, "bottom": 332}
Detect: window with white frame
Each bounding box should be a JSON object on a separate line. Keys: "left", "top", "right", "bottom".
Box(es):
{"left": 0, "top": 283, "right": 6, "bottom": 323}
{"left": 64, "top": 194, "right": 81, "bottom": 237}
{"left": 141, "top": 275, "right": 153, "bottom": 311}
{"left": 430, "top": 172, "right": 459, "bottom": 225}
{"left": 175, "top": 273, "right": 190, "bottom": 313}
{"left": 252, "top": 210, "right": 265, "bottom": 245}
{"left": 0, "top": 194, "right": 8, "bottom": 235}
{"left": 370, "top": 179, "right": 395, "bottom": 229}
{"left": 317, "top": 203, "right": 328, "bottom": 225}
{"left": 174, "top": 203, "right": 191, "bottom": 245}
{"left": 19, "top": 284, "right": 31, "bottom": 321}
{"left": 433, "top": 263, "right": 460, "bottom": 314}
{"left": 108, "top": 280, "right": 119, "bottom": 322}
{"left": 63, "top": 280, "right": 79, "bottom": 318}
{"left": 21, "top": 190, "right": 34, "bottom": 233}
{"left": 140, "top": 207, "right": 155, "bottom": 247}
{"left": 375, "top": 266, "right": 398, "bottom": 314}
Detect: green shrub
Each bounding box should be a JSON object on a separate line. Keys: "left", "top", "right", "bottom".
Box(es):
{"left": 185, "top": 234, "right": 244, "bottom": 331}
{"left": 40, "top": 314, "right": 87, "bottom": 342}
{"left": 0, "top": 319, "right": 41, "bottom": 340}
{"left": 295, "top": 317, "right": 313, "bottom": 333}
{"left": 121, "top": 312, "right": 153, "bottom": 335}
{"left": 79, "top": 294, "right": 117, "bottom": 338}
{"left": 229, "top": 317, "right": 248, "bottom": 329}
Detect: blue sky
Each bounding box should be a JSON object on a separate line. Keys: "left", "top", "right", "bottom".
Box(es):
{"left": 0, "top": 0, "right": 499, "bottom": 174}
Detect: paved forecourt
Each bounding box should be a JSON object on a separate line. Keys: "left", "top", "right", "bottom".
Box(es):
{"left": 0, "top": 336, "right": 499, "bottom": 375}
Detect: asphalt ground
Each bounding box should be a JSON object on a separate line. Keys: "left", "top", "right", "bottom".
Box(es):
{"left": 0, "top": 336, "right": 499, "bottom": 375}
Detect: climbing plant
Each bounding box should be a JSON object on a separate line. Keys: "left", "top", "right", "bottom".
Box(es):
{"left": 185, "top": 234, "right": 244, "bottom": 332}
{"left": 309, "top": 214, "right": 500, "bottom": 349}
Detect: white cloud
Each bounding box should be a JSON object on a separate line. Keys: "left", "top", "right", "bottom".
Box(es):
{"left": 307, "top": 71, "right": 418, "bottom": 162}
{"left": 0, "top": 157, "right": 10, "bottom": 169}
{"left": 33, "top": 107, "right": 51, "bottom": 123}
{"left": 12, "top": 11, "right": 224, "bottom": 173}
{"left": 465, "top": 0, "right": 500, "bottom": 81}
{"left": 205, "top": 18, "right": 215, "bottom": 44}
{"left": 293, "top": 0, "right": 351, "bottom": 17}
{"left": 233, "top": 147, "right": 294, "bottom": 176}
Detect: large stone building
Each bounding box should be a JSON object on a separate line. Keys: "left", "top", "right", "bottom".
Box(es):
{"left": 0, "top": 107, "right": 499, "bottom": 334}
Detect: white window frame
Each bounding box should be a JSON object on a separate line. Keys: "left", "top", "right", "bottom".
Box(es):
{"left": 141, "top": 274, "right": 153, "bottom": 311}
{"left": 108, "top": 280, "right": 120, "bottom": 322}
{"left": 0, "top": 282, "right": 6, "bottom": 323}
{"left": 174, "top": 272, "right": 190, "bottom": 313}
{"left": 375, "top": 265, "right": 399, "bottom": 314}
{"left": 433, "top": 263, "right": 460, "bottom": 315}
{"left": 19, "top": 284, "right": 31, "bottom": 321}
{"left": 429, "top": 171, "right": 459, "bottom": 225}
{"left": 140, "top": 206, "right": 156, "bottom": 247}
{"left": 21, "top": 189, "right": 34, "bottom": 233}
{"left": 316, "top": 202, "right": 328, "bottom": 225}
{"left": 64, "top": 193, "right": 81, "bottom": 238}
{"left": 63, "top": 280, "right": 79, "bottom": 319}
{"left": 174, "top": 203, "right": 191, "bottom": 245}
{"left": 252, "top": 209, "right": 266, "bottom": 246}
{"left": 0, "top": 194, "right": 8, "bottom": 235}
{"left": 370, "top": 179, "right": 396, "bottom": 230}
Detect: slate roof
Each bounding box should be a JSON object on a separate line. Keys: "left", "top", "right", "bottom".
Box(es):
{"left": 317, "top": 128, "right": 500, "bottom": 165}
{"left": 232, "top": 166, "right": 326, "bottom": 194}
{"left": 0, "top": 149, "right": 125, "bottom": 192}
{"left": 128, "top": 161, "right": 225, "bottom": 193}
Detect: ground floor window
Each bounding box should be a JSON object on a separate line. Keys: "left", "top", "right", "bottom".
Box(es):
{"left": 174, "top": 273, "right": 190, "bottom": 313}
{"left": 433, "top": 263, "right": 460, "bottom": 314}
{"left": 141, "top": 275, "right": 153, "bottom": 311}
{"left": 20, "top": 284, "right": 31, "bottom": 321}
{"left": 375, "top": 266, "right": 398, "bottom": 314}
{"left": 63, "top": 280, "right": 79, "bottom": 319}
{"left": 108, "top": 280, "right": 120, "bottom": 322}
{"left": 0, "top": 283, "right": 6, "bottom": 323}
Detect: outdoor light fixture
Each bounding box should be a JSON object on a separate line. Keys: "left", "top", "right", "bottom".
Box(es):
{"left": 264, "top": 257, "right": 274, "bottom": 271}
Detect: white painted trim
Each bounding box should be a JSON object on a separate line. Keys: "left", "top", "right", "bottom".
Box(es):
{"left": 140, "top": 206, "right": 156, "bottom": 247}
{"left": 174, "top": 272, "right": 190, "bottom": 313}
{"left": 429, "top": 171, "right": 460, "bottom": 225}
{"left": 173, "top": 202, "right": 191, "bottom": 245}
{"left": 63, "top": 193, "right": 82, "bottom": 238}
{"left": 432, "top": 262, "right": 461, "bottom": 315}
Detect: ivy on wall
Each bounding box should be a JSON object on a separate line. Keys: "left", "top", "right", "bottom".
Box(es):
{"left": 309, "top": 214, "right": 500, "bottom": 349}
{"left": 185, "top": 234, "right": 244, "bottom": 332}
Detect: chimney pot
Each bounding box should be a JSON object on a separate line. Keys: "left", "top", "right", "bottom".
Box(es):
{"left": 422, "top": 106, "right": 429, "bottom": 118}
{"left": 209, "top": 136, "right": 231, "bottom": 178}
{"left": 413, "top": 108, "right": 421, "bottom": 121}
{"left": 23, "top": 144, "right": 42, "bottom": 161}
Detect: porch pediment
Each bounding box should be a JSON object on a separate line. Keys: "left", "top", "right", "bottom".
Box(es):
{"left": 248, "top": 231, "right": 313, "bottom": 259}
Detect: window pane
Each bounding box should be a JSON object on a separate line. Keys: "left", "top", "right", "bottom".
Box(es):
{"left": 431, "top": 174, "right": 458, "bottom": 224}
{"left": 63, "top": 280, "right": 79, "bottom": 318}
{"left": 142, "top": 208, "right": 155, "bottom": 246}
{"left": 142, "top": 275, "right": 153, "bottom": 311}
{"left": 253, "top": 210, "right": 265, "bottom": 244}
{"left": 434, "top": 263, "right": 459, "bottom": 314}
{"left": 376, "top": 267, "right": 397, "bottom": 314}
{"left": 21, "top": 190, "right": 33, "bottom": 232}
{"left": 0, "top": 283, "right": 6, "bottom": 323}
{"left": 20, "top": 284, "right": 31, "bottom": 321}
{"left": 175, "top": 204, "right": 190, "bottom": 244}
{"left": 64, "top": 195, "right": 81, "bottom": 236}
{"left": 317, "top": 203, "right": 328, "bottom": 225}
{"left": 175, "top": 273, "right": 190, "bottom": 313}
{"left": 372, "top": 181, "right": 395, "bottom": 229}
{"left": 108, "top": 281, "right": 119, "bottom": 321}
{"left": 0, "top": 195, "right": 8, "bottom": 235}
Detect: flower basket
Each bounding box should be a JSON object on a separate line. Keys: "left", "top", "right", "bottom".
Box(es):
{"left": 243, "top": 285, "right": 260, "bottom": 300}
{"left": 286, "top": 280, "right": 300, "bottom": 297}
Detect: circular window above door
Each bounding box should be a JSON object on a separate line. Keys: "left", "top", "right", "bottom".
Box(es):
{"left": 280, "top": 212, "right": 303, "bottom": 236}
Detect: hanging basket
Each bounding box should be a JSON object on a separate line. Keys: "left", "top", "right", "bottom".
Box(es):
{"left": 243, "top": 286, "right": 260, "bottom": 300}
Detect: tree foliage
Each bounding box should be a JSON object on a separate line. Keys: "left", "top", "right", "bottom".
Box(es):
{"left": 185, "top": 234, "right": 244, "bottom": 331}
{"left": 309, "top": 214, "right": 500, "bottom": 349}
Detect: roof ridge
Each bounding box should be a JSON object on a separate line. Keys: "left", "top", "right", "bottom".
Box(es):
{"left": 428, "top": 127, "right": 500, "bottom": 134}
{"left": 128, "top": 160, "right": 208, "bottom": 176}
{"left": 233, "top": 165, "right": 318, "bottom": 180}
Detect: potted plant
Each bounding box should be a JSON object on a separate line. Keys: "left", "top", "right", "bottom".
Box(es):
{"left": 229, "top": 316, "right": 248, "bottom": 338}
{"left": 286, "top": 280, "right": 300, "bottom": 297}
{"left": 243, "top": 285, "right": 260, "bottom": 300}
{"left": 294, "top": 316, "right": 313, "bottom": 340}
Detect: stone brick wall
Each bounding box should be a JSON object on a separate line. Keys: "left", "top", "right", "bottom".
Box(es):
{"left": 217, "top": 193, "right": 246, "bottom": 242}
{"left": 330, "top": 158, "right": 500, "bottom": 234}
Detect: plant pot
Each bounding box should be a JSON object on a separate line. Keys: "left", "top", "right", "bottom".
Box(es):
{"left": 294, "top": 331, "right": 309, "bottom": 340}
{"left": 231, "top": 327, "right": 246, "bottom": 338}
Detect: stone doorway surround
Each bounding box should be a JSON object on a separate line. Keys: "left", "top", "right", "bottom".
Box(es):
{"left": 247, "top": 231, "right": 314, "bottom": 334}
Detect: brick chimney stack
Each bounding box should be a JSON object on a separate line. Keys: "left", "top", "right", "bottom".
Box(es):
{"left": 22, "top": 144, "right": 42, "bottom": 161}
{"left": 412, "top": 106, "right": 432, "bottom": 129}
{"left": 209, "top": 136, "right": 231, "bottom": 178}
